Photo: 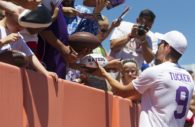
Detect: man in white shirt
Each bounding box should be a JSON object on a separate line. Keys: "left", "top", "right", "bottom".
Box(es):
{"left": 109, "top": 9, "right": 155, "bottom": 68}
{"left": 97, "top": 30, "right": 194, "bottom": 127}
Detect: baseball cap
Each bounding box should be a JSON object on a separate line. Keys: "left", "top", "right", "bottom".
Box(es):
{"left": 80, "top": 54, "right": 108, "bottom": 68}
{"left": 161, "top": 31, "right": 187, "bottom": 55}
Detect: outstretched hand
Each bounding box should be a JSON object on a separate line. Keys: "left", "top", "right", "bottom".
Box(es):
{"left": 47, "top": 71, "right": 58, "bottom": 83}
{"left": 0, "top": 33, "right": 20, "bottom": 46}
{"left": 93, "top": 0, "right": 108, "bottom": 14}
{"left": 62, "top": 7, "right": 79, "bottom": 17}
{"left": 105, "top": 59, "right": 123, "bottom": 71}
{"left": 111, "top": 19, "right": 122, "bottom": 29}
{"left": 94, "top": 58, "right": 108, "bottom": 78}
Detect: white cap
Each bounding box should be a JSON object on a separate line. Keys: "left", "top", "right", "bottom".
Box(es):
{"left": 80, "top": 54, "right": 108, "bottom": 68}
{"left": 162, "top": 30, "right": 187, "bottom": 55}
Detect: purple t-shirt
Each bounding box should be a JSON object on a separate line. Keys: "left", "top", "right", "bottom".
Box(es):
{"left": 38, "top": 5, "right": 68, "bottom": 78}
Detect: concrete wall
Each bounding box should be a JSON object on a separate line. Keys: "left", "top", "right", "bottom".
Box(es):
{"left": 0, "top": 62, "right": 140, "bottom": 127}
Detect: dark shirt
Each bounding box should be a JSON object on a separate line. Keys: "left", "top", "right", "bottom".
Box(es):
{"left": 37, "top": 5, "right": 68, "bottom": 78}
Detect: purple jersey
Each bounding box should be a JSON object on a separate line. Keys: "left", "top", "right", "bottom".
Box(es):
{"left": 37, "top": 5, "right": 68, "bottom": 78}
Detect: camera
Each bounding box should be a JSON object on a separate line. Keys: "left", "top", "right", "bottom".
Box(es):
{"left": 137, "top": 24, "right": 149, "bottom": 36}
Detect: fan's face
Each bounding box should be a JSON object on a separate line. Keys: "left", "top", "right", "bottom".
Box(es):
{"left": 137, "top": 16, "right": 153, "bottom": 31}
{"left": 122, "top": 62, "right": 138, "bottom": 81}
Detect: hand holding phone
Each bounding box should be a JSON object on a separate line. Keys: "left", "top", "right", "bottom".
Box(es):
{"left": 110, "top": 6, "right": 130, "bottom": 28}
{"left": 117, "top": 6, "right": 130, "bottom": 21}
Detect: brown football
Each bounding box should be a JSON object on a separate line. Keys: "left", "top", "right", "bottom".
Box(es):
{"left": 68, "top": 32, "right": 100, "bottom": 53}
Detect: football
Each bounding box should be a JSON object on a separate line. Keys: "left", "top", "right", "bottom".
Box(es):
{"left": 68, "top": 32, "right": 100, "bottom": 53}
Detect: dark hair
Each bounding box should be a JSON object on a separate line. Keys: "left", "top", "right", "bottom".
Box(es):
{"left": 139, "top": 9, "right": 156, "bottom": 22}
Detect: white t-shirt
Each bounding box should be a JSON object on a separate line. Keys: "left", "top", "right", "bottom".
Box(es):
{"left": 20, "top": 29, "right": 38, "bottom": 43}
{"left": 0, "top": 26, "right": 33, "bottom": 56}
{"left": 132, "top": 62, "right": 194, "bottom": 127}
{"left": 109, "top": 21, "right": 154, "bottom": 67}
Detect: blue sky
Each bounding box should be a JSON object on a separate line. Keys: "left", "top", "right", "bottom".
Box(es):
{"left": 76, "top": 0, "right": 195, "bottom": 65}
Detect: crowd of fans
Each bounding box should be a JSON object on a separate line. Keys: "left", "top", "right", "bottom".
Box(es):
{"left": 0, "top": 0, "right": 195, "bottom": 127}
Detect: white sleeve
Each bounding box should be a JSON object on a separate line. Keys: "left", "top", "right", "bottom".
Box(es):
{"left": 110, "top": 27, "right": 125, "bottom": 40}
{"left": 132, "top": 67, "right": 157, "bottom": 94}
{"left": 11, "top": 37, "right": 34, "bottom": 56}
{"left": 110, "top": 21, "right": 132, "bottom": 40}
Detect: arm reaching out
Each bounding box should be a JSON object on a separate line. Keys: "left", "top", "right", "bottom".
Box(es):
{"left": 96, "top": 60, "right": 141, "bottom": 100}
{"left": 27, "top": 54, "right": 58, "bottom": 82}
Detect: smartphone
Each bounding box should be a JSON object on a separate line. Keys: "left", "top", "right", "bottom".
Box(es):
{"left": 117, "top": 6, "right": 130, "bottom": 21}
{"left": 106, "top": 0, "right": 125, "bottom": 10}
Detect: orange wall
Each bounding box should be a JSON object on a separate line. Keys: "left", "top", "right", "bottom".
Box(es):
{"left": 0, "top": 62, "right": 140, "bottom": 127}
